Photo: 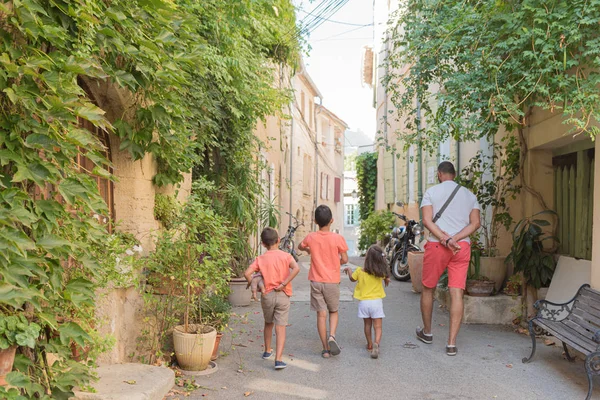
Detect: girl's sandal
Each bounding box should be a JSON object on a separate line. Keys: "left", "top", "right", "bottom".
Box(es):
{"left": 321, "top": 350, "right": 331, "bottom": 358}
{"left": 366, "top": 345, "right": 373, "bottom": 351}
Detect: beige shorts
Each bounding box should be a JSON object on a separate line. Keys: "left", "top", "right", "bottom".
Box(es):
{"left": 261, "top": 291, "right": 290, "bottom": 326}
{"left": 310, "top": 281, "right": 340, "bottom": 313}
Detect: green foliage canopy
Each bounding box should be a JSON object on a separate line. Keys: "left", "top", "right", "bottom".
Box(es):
{"left": 386, "top": 0, "right": 600, "bottom": 153}
{"left": 358, "top": 210, "right": 396, "bottom": 251}
{"left": 356, "top": 152, "right": 378, "bottom": 222}
{"left": 0, "top": 0, "right": 299, "bottom": 397}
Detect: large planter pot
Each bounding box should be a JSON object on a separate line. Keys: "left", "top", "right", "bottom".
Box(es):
{"left": 211, "top": 332, "right": 223, "bottom": 361}
{"left": 479, "top": 256, "right": 507, "bottom": 293}
{"left": 173, "top": 324, "right": 217, "bottom": 371}
{"left": 228, "top": 278, "right": 252, "bottom": 307}
{"left": 408, "top": 252, "right": 425, "bottom": 293}
{"left": 466, "top": 279, "right": 495, "bottom": 297}
{"left": 0, "top": 346, "right": 17, "bottom": 386}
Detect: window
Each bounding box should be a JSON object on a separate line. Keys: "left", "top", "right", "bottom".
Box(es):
{"left": 334, "top": 177, "right": 341, "bottom": 203}
{"left": 320, "top": 173, "right": 329, "bottom": 199}
{"left": 346, "top": 204, "right": 359, "bottom": 225}
{"left": 303, "top": 154, "right": 312, "bottom": 195}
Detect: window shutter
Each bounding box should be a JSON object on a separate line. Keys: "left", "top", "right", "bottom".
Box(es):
{"left": 334, "top": 177, "right": 341, "bottom": 203}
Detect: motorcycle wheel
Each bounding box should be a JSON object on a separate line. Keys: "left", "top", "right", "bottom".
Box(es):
{"left": 391, "top": 248, "right": 411, "bottom": 281}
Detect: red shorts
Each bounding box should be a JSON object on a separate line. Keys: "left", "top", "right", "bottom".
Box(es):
{"left": 422, "top": 241, "right": 471, "bottom": 290}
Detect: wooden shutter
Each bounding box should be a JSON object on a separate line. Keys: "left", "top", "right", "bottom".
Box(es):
{"left": 334, "top": 177, "right": 341, "bottom": 203}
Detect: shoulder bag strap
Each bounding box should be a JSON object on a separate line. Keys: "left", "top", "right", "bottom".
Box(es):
{"left": 432, "top": 184, "right": 462, "bottom": 223}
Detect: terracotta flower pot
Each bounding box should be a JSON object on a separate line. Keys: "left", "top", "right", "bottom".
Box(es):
{"left": 173, "top": 324, "right": 216, "bottom": 371}
{"left": 479, "top": 256, "right": 507, "bottom": 293}
{"left": 0, "top": 346, "right": 17, "bottom": 386}
{"left": 228, "top": 278, "right": 252, "bottom": 307}
{"left": 466, "top": 279, "right": 495, "bottom": 297}
{"left": 211, "top": 332, "right": 223, "bottom": 361}
{"left": 408, "top": 252, "right": 425, "bottom": 293}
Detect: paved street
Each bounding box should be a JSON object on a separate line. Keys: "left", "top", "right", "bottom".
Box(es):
{"left": 172, "top": 258, "right": 599, "bottom": 399}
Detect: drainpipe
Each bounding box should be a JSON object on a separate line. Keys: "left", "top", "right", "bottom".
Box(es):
{"left": 382, "top": 33, "right": 397, "bottom": 206}
{"left": 289, "top": 111, "right": 294, "bottom": 227}
{"left": 416, "top": 97, "right": 424, "bottom": 221}
{"left": 314, "top": 100, "right": 323, "bottom": 231}
{"left": 456, "top": 140, "right": 460, "bottom": 172}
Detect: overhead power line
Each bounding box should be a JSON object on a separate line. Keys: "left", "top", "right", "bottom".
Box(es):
{"left": 297, "top": 9, "right": 370, "bottom": 27}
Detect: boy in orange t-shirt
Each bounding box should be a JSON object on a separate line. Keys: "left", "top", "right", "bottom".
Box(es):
{"left": 298, "top": 205, "right": 349, "bottom": 358}
{"left": 244, "top": 227, "right": 300, "bottom": 370}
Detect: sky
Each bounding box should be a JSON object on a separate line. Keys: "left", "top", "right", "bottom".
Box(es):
{"left": 295, "top": 0, "right": 376, "bottom": 140}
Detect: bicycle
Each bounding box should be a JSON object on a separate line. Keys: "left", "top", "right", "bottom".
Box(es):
{"left": 279, "top": 212, "right": 304, "bottom": 262}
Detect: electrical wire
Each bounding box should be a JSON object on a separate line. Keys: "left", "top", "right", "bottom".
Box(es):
{"left": 297, "top": 7, "right": 367, "bottom": 27}
{"left": 312, "top": 24, "right": 372, "bottom": 42}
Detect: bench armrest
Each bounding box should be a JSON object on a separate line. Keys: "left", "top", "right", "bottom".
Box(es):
{"left": 534, "top": 299, "right": 574, "bottom": 322}
{"left": 533, "top": 284, "right": 591, "bottom": 322}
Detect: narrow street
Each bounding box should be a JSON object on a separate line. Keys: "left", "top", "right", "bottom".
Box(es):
{"left": 172, "top": 258, "right": 598, "bottom": 400}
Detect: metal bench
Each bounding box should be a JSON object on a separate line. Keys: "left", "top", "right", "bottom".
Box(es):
{"left": 523, "top": 284, "right": 600, "bottom": 400}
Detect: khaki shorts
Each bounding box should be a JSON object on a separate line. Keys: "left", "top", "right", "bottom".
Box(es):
{"left": 310, "top": 281, "right": 340, "bottom": 312}
{"left": 261, "top": 291, "right": 290, "bottom": 326}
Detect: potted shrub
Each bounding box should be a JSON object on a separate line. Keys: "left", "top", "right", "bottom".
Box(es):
{"left": 465, "top": 242, "right": 495, "bottom": 297}
{"left": 457, "top": 137, "right": 521, "bottom": 292}
{"left": 506, "top": 211, "right": 558, "bottom": 316}
{"left": 201, "top": 295, "right": 231, "bottom": 361}
{"left": 145, "top": 189, "right": 231, "bottom": 371}
{"left": 0, "top": 315, "right": 41, "bottom": 386}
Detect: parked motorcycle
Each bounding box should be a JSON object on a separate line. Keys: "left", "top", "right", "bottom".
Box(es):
{"left": 385, "top": 202, "right": 423, "bottom": 281}
{"left": 279, "top": 212, "right": 304, "bottom": 262}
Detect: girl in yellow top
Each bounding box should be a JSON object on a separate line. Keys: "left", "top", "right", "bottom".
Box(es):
{"left": 343, "top": 245, "right": 390, "bottom": 359}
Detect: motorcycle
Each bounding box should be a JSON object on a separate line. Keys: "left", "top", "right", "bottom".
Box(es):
{"left": 385, "top": 202, "right": 423, "bottom": 281}
{"left": 279, "top": 212, "right": 304, "bottom": 262}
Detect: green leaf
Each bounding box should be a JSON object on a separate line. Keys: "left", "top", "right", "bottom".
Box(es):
{"left": 58, "top": 322, "right": 91, "bottom": 348}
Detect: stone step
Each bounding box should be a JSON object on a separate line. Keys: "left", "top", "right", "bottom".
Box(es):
{"left": 72, "top": 363, "right": 174, "bottom": 400}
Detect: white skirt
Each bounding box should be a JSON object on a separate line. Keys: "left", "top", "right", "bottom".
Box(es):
{"left": 357, "top": 298, "right": 385, "bottom": 319}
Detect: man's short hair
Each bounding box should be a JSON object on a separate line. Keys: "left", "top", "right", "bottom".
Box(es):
{"left": 315, "top": 205, "right": 332, "bottom": 228}
{"left": 261, "top": 227, "right": 279, "bottom": 246}
{"left": 438, "top": 161, "right": 456, "bottom": 175}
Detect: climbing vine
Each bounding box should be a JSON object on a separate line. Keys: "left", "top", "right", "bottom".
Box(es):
{"left": 356, "top": 152, "right": 378, "bottom": 222}
{"left": 0, "top": 0, "right": 299, "bottom": 398}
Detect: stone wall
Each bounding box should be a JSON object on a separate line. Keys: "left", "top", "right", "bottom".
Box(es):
{"left": 81, "top": 78, "right": 193, "bottom": 364}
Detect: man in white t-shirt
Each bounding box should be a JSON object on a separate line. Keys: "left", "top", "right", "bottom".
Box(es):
{"left": 415, "top": 161, "right": 481, "bottom": 356}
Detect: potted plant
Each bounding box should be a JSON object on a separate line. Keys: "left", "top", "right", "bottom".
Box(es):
{"left": 145, "top": 189, "right": 232, "bottom": 371}
{"left": 465, "top": 241, "right": 496, "bottom": 297}
{"left": 506, "top": 211, "right": 558, "bottom": 316}
{"left": 0, "top": 315, "right": 41, "bottom": 386}
{"left": 457, "top": 136, "right": 521, "bottom": 292}
{"left": 503, "top": 274, "right": 522, "bottom": 296}
{"left": 201, "top": 295, "right": 232, "bottom": 361}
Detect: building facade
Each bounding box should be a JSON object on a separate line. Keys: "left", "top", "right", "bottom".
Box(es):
{"left": 255, "top": 62, "right": 347, "bottom": 249}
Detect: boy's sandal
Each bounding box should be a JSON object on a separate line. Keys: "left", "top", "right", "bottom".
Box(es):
{"left": 328, "top": 335, "right": 341, "bottom": 356}
{"left": 446, "top": 345, "right": 457, "bottom": 356}
{"left": 321, "top": 350, "right": 331, "bottom": 358}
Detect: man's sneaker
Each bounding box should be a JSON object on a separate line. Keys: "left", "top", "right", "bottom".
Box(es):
{"left": 446, "top": 345, "right": 457, "bottom": 356}
{"left": 262, "top": 350, "right": 273, "bottom": 359}
{"left": 416, "top": 327, "right": 433, "bottom": 344}
{"left": 274, "top": 360, "right": 287, "bottom": 370}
